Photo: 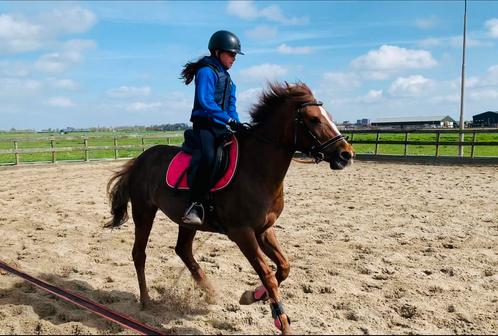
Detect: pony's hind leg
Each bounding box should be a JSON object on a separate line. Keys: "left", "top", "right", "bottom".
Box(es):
{"left": 175, "top": 226, "right": 215, "bottom": 297}
{"left": 131, "top": 204, "right": 157, "bottom": 308}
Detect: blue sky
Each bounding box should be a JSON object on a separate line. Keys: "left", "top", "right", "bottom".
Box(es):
{"left": 1, "top": 1, "right": 497, "bottom": 130}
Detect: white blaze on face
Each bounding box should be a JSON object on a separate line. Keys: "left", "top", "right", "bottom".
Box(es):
{"left": 319, "top": 106, "right": 341, "bottom": 136}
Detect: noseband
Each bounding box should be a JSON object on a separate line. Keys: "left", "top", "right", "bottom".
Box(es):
{"left": 294, "top": 101, "right": 346, "bottom": 163}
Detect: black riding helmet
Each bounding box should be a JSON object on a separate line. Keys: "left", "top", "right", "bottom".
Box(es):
{"left": 208, "top": 30, "right": 244, "bottom": 55}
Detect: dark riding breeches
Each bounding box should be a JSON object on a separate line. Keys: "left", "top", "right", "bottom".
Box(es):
{"left": 189, "top": 123, "right": 230, "bottom": 202}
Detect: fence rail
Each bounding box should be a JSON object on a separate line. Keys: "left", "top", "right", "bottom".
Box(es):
{"left": 343, "top": 128, "right": 498, "bottom": 162}
{"left": 0, "top": 134, "right": 182, "bottom": 165}
{"left": 1, "top": 129, "right": 497, "bottom": 166}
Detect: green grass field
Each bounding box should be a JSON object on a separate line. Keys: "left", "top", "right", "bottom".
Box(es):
{"left": 0, "top": 130, "right": 497, "bottom": 165}
{"left": 0, "top": 131, "right": 184, "bottom": 165}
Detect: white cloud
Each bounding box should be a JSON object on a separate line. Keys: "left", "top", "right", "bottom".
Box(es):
{"left": 418, "top": 38, "right": 442, "bottom": 48}
{"left": 431, "top": 94, "right": 460, "bottom": 103}
{"left": 51, "top": 79, "right": 79, "bottom": 90}
{"left": 47, "top": 96, "right": 75, "bottom": 107}
{"left": 38, "top": 7, "right": 96, "bottom": 35}
{"left": 388, "top": 75, "right": 434, "bottom": 97}
{"left": 107, "top": 86, "right": 152, "bottom": 98}
{"left": 34, "top": 52, "right": 81, "bottom": 74}
{"left": 238, "top": 87, "right": 263, "bottom": 102}
{"left": 453, "top": 64, "right": 498, "bottom": 90}
{"left": 0, "top": 8, "right": 96, "bottom": 55}
{"left": 322, "top": 72, "right": 361, "bottom": 89}
{"left": 227, "top": 1, "right": 259, "bottom": 20}
{"left": 239, "top": 63, "right": 288, "bottom": 81}
{"left": 0, "top": 14, "right": 43, "bottom": 53}
{"left": 363, "top": 89, "right": 383, "bottom": 102}
{"left": 236, "top": 87, "right": 264, "bottom": 118}
{"left": 227, "top": 1, "right": 308, "bottom": 25}
{"left": 0, "top": 78, "right": 43, "bottom": 96}
{"left": 126, "top": 101, "right": 162, "bottom": 111}
{"left": 469, "top": 88, "right": 498, "bottom": 99}
{"left": 415, "top": 16, "right": 439, "bottom": 29}
{"left": 62, "top": 39, "right": 97, "bottom": 52}
{"left": 351, "top": 45, "right": 437, "bottom": 72}
{"left": 485, "top": 18, "right": 498, "bottom": 38}
{"left": 0, "top": 61, "right": 30, "bottom": 77}
{"left": 246, "top": 25, "right": 278, "bottom": 40}
{"left": 419, "top": 36, "right": 491, "bottom": 48}
{"left": 276, "top": 43, "right": 313, "bottom": 54}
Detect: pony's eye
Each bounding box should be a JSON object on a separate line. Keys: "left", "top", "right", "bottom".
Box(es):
{"left": 310, "top": 117, "right": 321, "bottom": 124}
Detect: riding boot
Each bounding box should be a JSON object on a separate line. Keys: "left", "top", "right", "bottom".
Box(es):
{"left": 182, "top": 202, "right": 204, "bottom": 226}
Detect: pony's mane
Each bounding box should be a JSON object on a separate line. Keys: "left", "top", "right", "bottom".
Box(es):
{"left": 249, "top": 82, "right": 315, "bottom": 126}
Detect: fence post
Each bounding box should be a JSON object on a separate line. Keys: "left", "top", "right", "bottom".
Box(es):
{"left": 404, "top": 132, "right": 408, "bottom": 156}
{"left": 470, "top": 131, "right": 477, "bottom": 158}
{"left": 374, "top": 131, "right": 380, "bottom": 155}
{"left": 50, "top": 138, "right": 56, "bottom": 163}
{"left": 114, "top": 138, "right": 118, "bottom": 159}
{"left": 84, "top": 138, "right": 89, "bottom": 162}
{"left": 13, "top": 140, "right": 19, "bottom": 165}
{"left": 167, "top": 137, "right": 171, "bottom": 145}
{"left": 350, "top": 130, "right": 355, "bottom": 142}
{"left": 435, "top": 131, "right": 441, "bottom": 157}
{"left": 142, "top": 137, "right": 145, "bottom": 152}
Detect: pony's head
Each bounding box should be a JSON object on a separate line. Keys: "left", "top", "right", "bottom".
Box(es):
{"left": 250, "top": 82, "right": 354, "bottom": 170}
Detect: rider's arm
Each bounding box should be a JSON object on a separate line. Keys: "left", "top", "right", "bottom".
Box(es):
{"left": 195, "top": 67, "right": 232, "bottom": 124}
{"left": 227, "top": 82, "right": 240, "bottom": 123}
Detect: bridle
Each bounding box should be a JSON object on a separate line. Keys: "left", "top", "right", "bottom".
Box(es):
{"left": 293, "top": 101, "right": 347, "bottom": 163}
{"left": 238, "top": 101, "right": 347, "bottom": 163}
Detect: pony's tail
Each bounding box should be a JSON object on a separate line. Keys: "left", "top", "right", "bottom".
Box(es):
{"left": 104, "top": 158, "right": 136, "bottom": 228}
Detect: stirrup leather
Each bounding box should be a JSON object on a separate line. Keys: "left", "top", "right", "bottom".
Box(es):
{"left": 183, "top": 202, "right": 205, "bottom": 224}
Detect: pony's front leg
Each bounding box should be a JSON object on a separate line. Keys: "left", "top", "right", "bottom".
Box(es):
{"left": 246, "top": 227, "right": 290, "bottom": 302}
{"left": 229, "top": 227, "right": 292, "bottom": 335}
{"left": 259, "top": 227, "right": 290, "bottom": 284}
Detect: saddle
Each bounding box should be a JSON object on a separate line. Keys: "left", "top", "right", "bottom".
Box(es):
{"left": 166, "top": 129, "right": 239, "bottom": 191}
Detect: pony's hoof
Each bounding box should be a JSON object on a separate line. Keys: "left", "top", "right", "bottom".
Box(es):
{"left": 198, "top": 279, "right": 218, "bottom": 304}
{"left": 140, "top": 299, "right": 150, "bottom": 310}
{"left": 239, "top": 290, "right": 257, "bottom": 305}
{"left": 278, "top": 314, "right": 292, "bottom": 335}
{"left": 239, "top": 284, "right": 269, "bottom": 305}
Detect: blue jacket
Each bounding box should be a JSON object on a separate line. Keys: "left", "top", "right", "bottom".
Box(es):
{"left": 190, "top": 56, "right": 240, "bottom": 126}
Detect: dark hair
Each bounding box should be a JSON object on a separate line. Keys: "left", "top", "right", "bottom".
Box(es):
{"left": 180, "top": 52, "right": 216, "bottom": 85}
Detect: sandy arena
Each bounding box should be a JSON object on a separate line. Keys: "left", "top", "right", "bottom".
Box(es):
{"left": 0, "top": 160, "right": 497, "bottom": 334}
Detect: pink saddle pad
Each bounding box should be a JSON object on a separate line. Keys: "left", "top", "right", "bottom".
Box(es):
{"left": 166, "top": 136, "right": 239, "bottom": 191}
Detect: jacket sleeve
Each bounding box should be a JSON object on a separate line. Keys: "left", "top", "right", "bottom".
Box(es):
{"left": 195, "top": 67, "right": 232, "bottom": 124}
{"left": 227, "top": 82, "right": 240, "bottom": 122}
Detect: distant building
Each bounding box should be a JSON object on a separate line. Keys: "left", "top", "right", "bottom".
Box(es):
{"left": 371, "top": 116, "right": 456, "bottom": 129}
{"left": 356, "top": 118, "right": 371, "bottom": 126}
{"left": 472, "top": 111, "right": 498, "bottom": 127}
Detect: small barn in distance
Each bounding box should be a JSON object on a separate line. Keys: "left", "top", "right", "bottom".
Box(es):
{"left": 472, "top": 111, "right": 498, "bottom": 127}
{"left": 371, "top": 116, "right": 456, "bottom": 129}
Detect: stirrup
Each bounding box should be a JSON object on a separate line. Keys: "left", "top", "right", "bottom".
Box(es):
{"left": 182, "top": 202, "right": 205, "bottom": 226}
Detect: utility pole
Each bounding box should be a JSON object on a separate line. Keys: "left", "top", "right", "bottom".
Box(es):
{"left": 458, "top": 0, "right": 467, "bottom": 157}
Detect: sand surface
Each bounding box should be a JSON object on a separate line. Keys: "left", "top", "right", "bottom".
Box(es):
{"left": 0, "top": 160, "right": 497, "bottom": 335}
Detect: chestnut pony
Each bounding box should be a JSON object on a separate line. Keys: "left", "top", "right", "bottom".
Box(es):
{"left": 106, "top": 82, "right": 354, "bottom": 334}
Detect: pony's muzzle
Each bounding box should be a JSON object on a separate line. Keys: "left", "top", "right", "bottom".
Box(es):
{"left": 328, "top": 145, "right": 354, "bottom": 170}
{"left": 339, "top": 150, "right": 353, "bottom": 162}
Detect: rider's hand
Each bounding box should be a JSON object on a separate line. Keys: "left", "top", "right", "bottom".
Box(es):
{"left": 227, "top": 119, "right": 250, "bottom": 132}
